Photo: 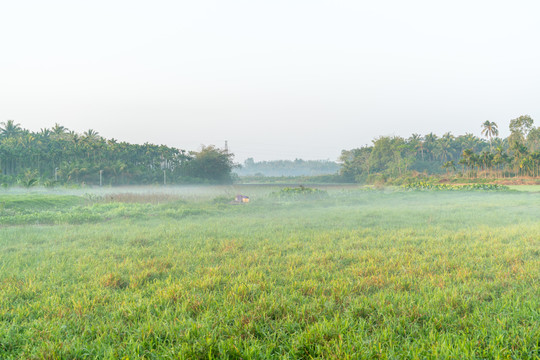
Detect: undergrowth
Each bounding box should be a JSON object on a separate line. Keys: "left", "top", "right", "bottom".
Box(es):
{"left": 271, "top": 186, "right": 329, "bottom": 200}
{"left": 402, "top": 182, "right": 511, "bottom": 191}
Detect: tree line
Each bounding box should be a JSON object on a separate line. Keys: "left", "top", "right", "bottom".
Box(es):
{"left": 340, "top": 115, "right": 540, "bottom": 182}
{"left": 236, "top": 158, "right": 340, "bottom": 177}
{"left": 0, "top": 121, "right": 236, "bottom": 186}
{"left": 3, "top": 115, "right": 539, "bottom": 187}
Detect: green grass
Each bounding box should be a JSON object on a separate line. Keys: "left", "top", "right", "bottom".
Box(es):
{"left": 0, "top": 194, "right": 82, "bottom": 210}
{"left": 0, "top": 188, "right": 539, "bottom": 359}
{"left": 507, "top": 185, "right": 540, "bottom": 192}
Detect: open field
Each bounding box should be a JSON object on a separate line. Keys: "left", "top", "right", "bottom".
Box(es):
{"left": 0, "top": 186, "right": 539, "bottom": 359}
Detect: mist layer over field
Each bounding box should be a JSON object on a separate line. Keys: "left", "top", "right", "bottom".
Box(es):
{"left": 0, "top": 187, "right": 539, "bottom": 358}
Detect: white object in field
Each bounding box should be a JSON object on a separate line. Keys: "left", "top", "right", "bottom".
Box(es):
{"left": 235, "top": 194, "right": 250, "bottom": 203}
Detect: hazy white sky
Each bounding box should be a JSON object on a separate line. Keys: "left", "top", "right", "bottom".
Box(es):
{"left": 1, "top": 0, "right": 539, "bottom": 161}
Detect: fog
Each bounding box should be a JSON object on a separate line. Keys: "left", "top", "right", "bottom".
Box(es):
{"left": 0, "top": 184, "right": 364, "bottom": 203}
{"left": 1, "top": 1, "right": 540, "bottom": 161}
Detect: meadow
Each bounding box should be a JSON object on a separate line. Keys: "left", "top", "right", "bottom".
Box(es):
{"left": 0, "top": 186, "right": 539, "bottom": 359}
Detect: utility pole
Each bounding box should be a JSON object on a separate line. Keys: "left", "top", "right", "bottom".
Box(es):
{"left": 224, "top": 140, "right": 228, "bottom": 153}
{"left": 99, "top": 170, "right": 103, "bottom": 187}
{"left": 163, "top": 170, "right": 166, "bottom": 185}
{"left": 54, "top": 167, "right": 58, "bottom": 182}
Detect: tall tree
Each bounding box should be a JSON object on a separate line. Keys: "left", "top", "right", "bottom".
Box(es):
{"left": 51, "top": 123, "right": 68, "bottom": 136}
{"left": 481, "top": 121, "right": 499, "bottom": 151}
{"left": 509, "top": 115, "right": 534, "bottom": 139}
{"left": 0, "top": 120, "right": 22, "bottom": 138}
{"left": 185, "top": 145, "right": 236, "bottom": 182}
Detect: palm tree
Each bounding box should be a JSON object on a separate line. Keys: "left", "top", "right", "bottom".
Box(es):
{"left": 39, "top": 128, "right": 50, "bottom": 134}
{"left": 0, "top": 120, "right": 22, "bottom": 138}
{"left": 481, "top": 121, "right": 499, "bottom": 151}
{"left": 459, "top": 133, "right": 479, "bottom": 153}
{"left": 459, "top": 149, "right": 475, "bottom": 178}
{"left": 442, "top": 160, "right": 456, "bottom": 176}
{"left": 479, "top": 151, "right": 494, "bottom": 177}
{"left": 492, "top": 146, "right": 506, "bottom": 177}
{"left": 408, "top": 134, "right": 425, "bottom": 161}
{"left": 512, "top": 143, "right": 529, "bottom": 176}
{"left": 83, "top": 129, "right": 100, "bottom": 140}
{"left": 437, "top": 132, "right": 455, "bottom": 163}
{"left": 423, "top": 133, "right": 438, "bottom": 161}
{"left": 51, "top": 123, "right": 68, "bottom": 135}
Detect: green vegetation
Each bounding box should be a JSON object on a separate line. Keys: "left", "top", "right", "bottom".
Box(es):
{"left": 0, "top": 121, "right": 236, "bottom": 186}
{"left": 402, "top": 182, "right": 510, "bottom": 191}
{"left": 271, "top": 186, "right": 329, "bottom": 199}
{"left": 0, "top": 194, "right": 209, "bottom": 226}
{"left": 1, "top": 187, "right": 539, "bottom": 359}
{"left": 340, "top": 115, "right": 540, "bottom": 182}
{"left": 4, "top": 116, "right": 540, "bottom": 188}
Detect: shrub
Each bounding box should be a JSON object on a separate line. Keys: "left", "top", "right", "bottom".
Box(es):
{"left": 402, "top": 182, "right": 510, "bottom": 191}
{"left": 271, "top": 186, "right": 329, "bottom": 199}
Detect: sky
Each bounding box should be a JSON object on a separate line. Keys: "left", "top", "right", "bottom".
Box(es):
{"left": 1, "top": 0, "right": 539, "bottom": 162}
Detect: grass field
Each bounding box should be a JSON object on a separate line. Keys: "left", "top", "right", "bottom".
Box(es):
{"left": 0, "top": 186, "right": 539, "bottom": 359}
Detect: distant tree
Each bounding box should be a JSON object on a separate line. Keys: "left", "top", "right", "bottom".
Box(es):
{"left": 339, "top": 147, "right": 372, "bottom": 181}
{"left": 511, "top": 143, "right": 529, "bottom": 176}
{"left": 369, "top": 136, "right": 414, "bottom": 177}
{"left": 0, "top": 121, "right": 197, "bottom": 185}
{"left": 244, "top": 157, "right": 255, "bottom": 167}
{"left": 526, "top": 127, "right": 540, "bottom": 152}
{"left": 39, "top": 128, "right": 52, "bottom": 138}
{"left": 459, "top": 149, "right": 475, "bottom": 177}
{"left": 442, "top": 160, "right": 456, "bottom": 175}
{"left": 509, "top": 115, "right": 534, "bottom": 139}
{"left": 437, "top": 132, "right": 455, "bottom": 162}
{"left": 0, "top": 120, "right": 22, "bottom": 138}
{"left": 51, "top": 123, "right": 68, "bottom": 135}
{"left": 186, "top": 145, "right": 236, "bottom": 182}
{"left": 83, "top": 129, "right": 100, "bottom": 141}
{"left": 481, "top": 121, "right": 499, "bottom": 151}
{"left": 409, "top": 134, "right": 425, "bottom": 161}
{"left": 336, "top": 115, "right": 538, "bottom": 181}
{"left": 238, "top": 158, "right": 340, "bottom": 177}
{"left": 509, "top": 115, "right": 534, "bottom": 151}
{"left": 423, "top": 133, "right": 438, "bottom": 161}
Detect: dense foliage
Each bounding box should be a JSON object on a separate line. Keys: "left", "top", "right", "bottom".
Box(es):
{"left": 3, "top": 115, "right": 540, "bottom": 187}
{"left": 340, "top": 115, "right": 540, "bottom": 182}
{"left": 0, "top": 121, "right": 236, "bottom": 185}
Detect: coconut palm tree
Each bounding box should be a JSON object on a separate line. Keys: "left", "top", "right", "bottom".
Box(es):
{"left": 423, "top": 133, "right": 438, "bottom": 161}
{"left": 481, "top": 121, "right": 499, "bottom": 151}
{"left": 51, "top": 123, "right": 68, "bottom": 135}
{"left": 408, "top": 134, "right": 425, "bottom": 161}
{"left": 437, "top": 132, "right": 455, "bottom": 163}
{"left": 83, "top": 129, "right": 100, "bottom": 141}
{"left": 459, "top": 149, "right": 475, "bottom": 178}
{"left": 0, "top": 120, "right": 22, "bottom": 138}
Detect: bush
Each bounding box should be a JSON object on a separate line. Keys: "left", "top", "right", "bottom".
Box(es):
{"left": 271, "top": 186, "right": 329, "bottom": 199}
{"left": 402, "top": 182, "right": 510, "bottom": 191}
